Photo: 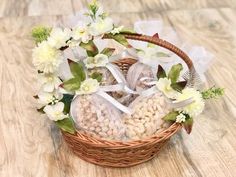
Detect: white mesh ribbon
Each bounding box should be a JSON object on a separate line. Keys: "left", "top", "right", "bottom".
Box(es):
{"left": 70, "top": 83, "right": 135, "bottom": 115}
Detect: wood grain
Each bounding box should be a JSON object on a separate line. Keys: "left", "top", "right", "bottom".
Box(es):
{"left": 0, "top": 1, "right": 236, "bottom": 177}
{"left": 1, "top": 0, "right": 236, "bottom": 17}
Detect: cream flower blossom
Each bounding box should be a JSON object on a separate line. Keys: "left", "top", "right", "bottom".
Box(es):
{"left": 156, "top": 78, "right": 178, "bottom": 99}
{"left": 47, "top": 27, "right": 72, "bottom": 49}
{"left": 76, "top": 78, "right": 99, "bottom": 95}
{"left": 38, "top": 91, "right": 62, "bottom": 105}
{"left": 176, "top": 113, "right": 186, "bottom": 123}
{"left": 137, "top": 46, "right": 172, "bottom": 66}
{"left": 32, "top": 41, "right": 63, "bottom": 73}
{"left": 83, "top": 53, "right": 109, "bottom": 69}
{"left": 110, "top": 26, "right": 124, "bottom": 35}
{"left": 38, "top": 73, "right": 62, "bottom": 92}
{"left": 72, "top": 22, "right": 92, "bottom": 43}
{"left": 89, "top": 17, "right": 114, "bottom": 36}
{"left": 43, "top": 102, "right": 68, "bottom": 121}
{"left": 176, "top": 88, "right": 205, "bottom": 117}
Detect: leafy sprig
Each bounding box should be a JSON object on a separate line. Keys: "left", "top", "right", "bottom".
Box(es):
{"left": 201, "top": 87, "right": 224, "bottom": 99}
{"left": 31, "top": 26, "right": 51, "bottom": 44}
{"left": 87, "top": 0, "right": 99, "bottom": 20}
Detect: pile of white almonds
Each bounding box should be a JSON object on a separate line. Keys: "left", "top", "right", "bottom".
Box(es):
{"left": 123, "top": 92, "right": 171, "bottom": 140}
{"left": 72, "top": 94, "right": 126, "bottom": 140}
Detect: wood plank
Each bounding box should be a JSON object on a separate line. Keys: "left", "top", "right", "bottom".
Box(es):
{"left": 73, "top": 0, "right": 236, "bottom": 13}
{"left": 1, "top": 0, "right": 236, "bottom": 17}
{"left": 0, "top": 0, "right": 84, "bottom": 17}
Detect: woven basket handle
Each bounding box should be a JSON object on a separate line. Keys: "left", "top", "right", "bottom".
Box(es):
{"left": 104, "top": 33, "right": 195, "bottom": 82}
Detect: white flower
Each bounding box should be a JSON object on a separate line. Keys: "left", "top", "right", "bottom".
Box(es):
{"left": 83, "top": 53, "right": 109, "bottom": 69}
{"left": 110, "top": 26, "right": 124, "bottom": 35}
{"left": 176, "top": 113, "right": 186, "bottom": 123}
{"left": 76, "top": 78, "right": 99, "bottom": 95}
{"left": 32, "top": 41, "right": 63, "bottom": 73}
{"left": 156, "top": 78, "right": 178, "bottom": 99}
{"left": 43, "top": 102, "right": 68, "bottom": 121}
{"left": 38, "top": 73, "right": 62, "bottom": 92}
{"left": 137, "top": 47, "right": 157, "bottom": 63}
{"left": 38, "top": 91, "right": 62, "bottom": 105}
{"left": 67, "top": 40, "right": 80, "bottom": 48}
{"left": 89, "top": 17, "right": 114, "bottom": 36}
{"left": 47, "top": 27, "right": 72, "bottom": 49}
{"left": 72, "top": 22, "right": 92, "bottom": 43}
{"left": 176, "top": 88, "right": 205, "bottom": 117}
{"left": 137, "top": 46, "right": 172, "bottom": 66}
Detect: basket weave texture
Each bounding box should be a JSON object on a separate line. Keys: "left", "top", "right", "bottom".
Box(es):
{"left": 62, "top": 33, "right": 194, "bottom": 167}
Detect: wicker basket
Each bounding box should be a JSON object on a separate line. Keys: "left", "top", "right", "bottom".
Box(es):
{"left": 62, "top": 33, "right": 194, "bottom": 167}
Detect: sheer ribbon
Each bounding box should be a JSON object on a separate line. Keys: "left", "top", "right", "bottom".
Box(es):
{"left": 71, "top": 83, "right": 137, "bottom": 115}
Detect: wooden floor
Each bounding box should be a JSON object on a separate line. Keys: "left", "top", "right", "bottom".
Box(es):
{"left": 0, "top": 0, "right": 236, "bottom": 177}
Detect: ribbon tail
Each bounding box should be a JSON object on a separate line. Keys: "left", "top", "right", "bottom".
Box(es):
{"left": 106, "top": 63, "right": 125, "bottom": 83}
{"left": 170, "top": 97, "right": 195, "bottom": 109}
{"left": 100, "top": 84, "right": 138, "bottom": 94}
{"left": 96, "top": 90, "right": 133, "bottom": 114}
{"left": 99, "top": 84, "right": 124, "bottom": 92}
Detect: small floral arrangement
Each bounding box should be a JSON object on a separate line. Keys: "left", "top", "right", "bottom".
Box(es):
{"left": 155, "top": 64, "right": 224, "bottom": 133}
{"left": 32, "top": 0, "right": 224, "bottom": 138}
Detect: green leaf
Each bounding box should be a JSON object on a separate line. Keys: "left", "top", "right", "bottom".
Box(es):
{"left": 183, "top": 117, "right": 193, "bottom": 134}
{"left": 162, "top": 111, "right": 179, "bottom": 121}
{"left": 60, "top": 94, "right": 74, "bottom": 114}
{"left": 147, "top": 43, "right": 156, "bottom": 48}
{"left": 62, "top": 78, "right": 81, "bottom": 92}
{"left": 120, "top": 28, "right": 136, "bottom": 34}
{"left": 157, "top": 65, "right": 167, "bottom": 79}
{"left": 105, "top": 34, "right": 131, "bottom": 48}
{"left": 168, "top": 63, "right": 183, "bottom": 83}
{"left": 91, "top": 72, "right": 103, "bottom": 82}
{"left": 31, "top": 26, "right": 51, "bottom": 44}
{"left": 101, "top": 48, "right": 115, "bottom": 57}
{"left": 171, "top": 81, "right": 187, "bottom": 92}
{"left": 37, "top": 106, "right": 45, "bottom": 113}
{"left": 156, "top": 52, "right": 170, "bottom": 57}
{"left": 68, "top": 59, "right": 86, "bottom": 81}
{"left": 55, "top": 117, "right": 76, "bottom": 134}
{"left": 79, "top": 40, "right": 98, "bottom": 57}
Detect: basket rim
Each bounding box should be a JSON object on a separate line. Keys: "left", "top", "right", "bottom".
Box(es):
{"left": 62, "top": 123, "right": 182, "bottom": 149}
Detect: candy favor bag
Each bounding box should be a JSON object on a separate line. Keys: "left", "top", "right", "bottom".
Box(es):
{"left": 70, "top": 94, "right": 126, "bottom": 140}
{"left": 123, "top": 92, "right": 171, "bottom": 140}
